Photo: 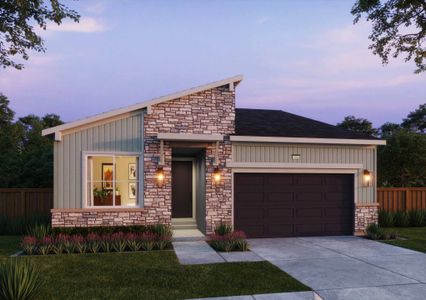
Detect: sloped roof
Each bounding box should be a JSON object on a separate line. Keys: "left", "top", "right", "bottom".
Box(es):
{"left": 235, "top": 108, "right": 381, "bottom": 140}
{"left": 42, "top": 75, "right": 243, "bottom": 137}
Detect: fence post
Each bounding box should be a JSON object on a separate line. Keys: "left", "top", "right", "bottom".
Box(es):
{"left": 406, "top": 189, "right": 411, "bottom": 212}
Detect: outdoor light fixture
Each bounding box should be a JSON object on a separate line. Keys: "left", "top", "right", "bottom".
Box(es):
{"left": 291, "top": 154, "right": 301, "bottom": 160}
{"left": 363, "top": 169, "right": 372, "bottom": 187}
{"left": 156, "top": 166, "right": 165, "bottom": 186}
{"left": 213, "top": 166, "right": 221, "bottom": 185}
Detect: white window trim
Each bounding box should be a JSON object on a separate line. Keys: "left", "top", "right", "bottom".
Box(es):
{"left": 82, "top": 151, "right": 142, "bottom": 209}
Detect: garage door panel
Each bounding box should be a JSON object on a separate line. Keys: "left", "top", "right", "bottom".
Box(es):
{"left": 235, "top": 192, "right": 264, "bottom": 204}
{"left": 295, "top": 192, "right": 323, "bottom": 202}
{"left": 267, "top": 208, "right": 294, "bottom": 218}
{"left": 234, "top": 173, "right": 354, "bottom": 238}
{"left": 267, "top": 192, "right": 293, "bottom": 204}
{"left": 295, "top": 224, "right": 323, "bottom": 235}
{"left": 295, "top": 175, "right": 323, "bottom": 185}
{"left": 234, "top": 174, "right": 264, "bottom": 186}
{"left": 295, "top": 208, "right": 323, "bottom": 217}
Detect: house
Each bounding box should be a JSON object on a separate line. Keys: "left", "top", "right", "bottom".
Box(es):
{"left": 42, "top": 75, "right": 386, "bottom": 237}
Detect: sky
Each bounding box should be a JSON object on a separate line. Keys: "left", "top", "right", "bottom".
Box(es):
{"left": 1, "top": 0, "right": 425, "bottom": 127}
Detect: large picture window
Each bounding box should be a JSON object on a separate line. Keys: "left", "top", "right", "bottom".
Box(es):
{"left": 85, "top": 154, "right": 139, "bottom": 207}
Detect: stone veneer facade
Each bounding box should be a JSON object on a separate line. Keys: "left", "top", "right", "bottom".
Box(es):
{"left": 143, "top": 86, "right": 234, "bottom": 234}
{"left": 354, "top": 203, "right": 379, "bottom": 234}
{"left": 52, "top": 85, "right": 235, "bottom": 233}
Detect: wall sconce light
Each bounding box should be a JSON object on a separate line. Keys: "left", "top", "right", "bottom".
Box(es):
{"left": 213, "top": 166, "right": 221, "bottom": 185}
{"left": 363, "top": 169, "right": 372, "bottom": 187}
{"left": 156, "top": 166, "right": 165, "bottom": 186}
{"left": 291, "top": 154, "right": 301, "bottom": 160}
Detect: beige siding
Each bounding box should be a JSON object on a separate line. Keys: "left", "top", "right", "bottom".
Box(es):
{"left": 232, "top": 143, "right": 377, "bottom": 204}
{"left": 54, "top": 112, "right": 143, "bottom": 208}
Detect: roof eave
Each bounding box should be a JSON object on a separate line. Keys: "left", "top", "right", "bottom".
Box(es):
{"left": 230, "top": 135, "right": 387, "bottom": 146}
{"left": 42, "top": 74, "right": 244, "bottom": 138}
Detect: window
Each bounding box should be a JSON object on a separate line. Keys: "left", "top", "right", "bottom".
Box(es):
{"left": 85, "top": 154, "right": 139, "bottom": 207}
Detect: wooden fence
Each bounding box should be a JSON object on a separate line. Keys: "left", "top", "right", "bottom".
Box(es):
{"left": 0, "top": 188, "right": 53, "bottom": 218}
{"left": 377, "top": 188, "right": 426, "bottom": 212}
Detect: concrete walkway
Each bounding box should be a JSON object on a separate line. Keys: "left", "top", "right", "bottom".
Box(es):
{"left": 249, "top": 236, "right": 426, "bottom": 300}
{"left": 189, "top": 291, "right": 320, "bottom": 300}
{"left": 173, "top": 241, "right": 225, "bottom": 264}
{"left": 173, "top": 240, "right": 265, "bottom": 264}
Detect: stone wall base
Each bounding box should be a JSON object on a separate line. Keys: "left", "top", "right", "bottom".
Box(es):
{"left": 354, "top": 203, "right": 379, "bottom": 234}
{"left": 51, "top": 209, "right": 170, "bottom": 227}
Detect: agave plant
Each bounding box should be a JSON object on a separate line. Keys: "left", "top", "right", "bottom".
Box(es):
{"left": 155, "top": 234, "right": 172, "bottom": 250}
{"left": 21, "top": 236, "right": 37, "bottom": 255}
{"left": 0, "top": 259, "right": 42, "bottom": 300}
{"left": 37, "top": 236, "right": 53, "bottom": 255}
{"left": 52, "top": 234, "right": 68, "bottom": 255}
{"left": 63, "top": 237, "right": 75, "bottom": 254}
{"left": 126, "top": 233, "right": 142, "bottom": 252}
{"left": 100, "top": 234, "right": 113, "bottom": 253}
{"left": 86, "top": 233, "right": 101, "bottom": 254}
{"left": 71, "top": 235, "right": 87, "bottom": 254}
{"left": 214, "top": 223, "right": 233, "bottom": 236}
{"left": 26, "top": 223, "right": 51, "bottom": 239}
{"left": 111, "top": 232, "right": 127, "bottom": 252}
{"left": 140, "top": 232, "right": 157, "bottom": 251}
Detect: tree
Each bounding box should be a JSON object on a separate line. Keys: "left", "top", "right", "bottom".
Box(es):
{"left": 336, "top": 115, "right": 378, "bottom": 136}
{"left": 378, "top": 129, "right": 426, "bottom": 187}
{"left": 352, "top": 0, "right": 426, "bottom": 73}
{"left": 401, "top": 103, "right": 426, "bottom": 133}
{"left": 379, "top": 122, "right": 402, "bottom": 138}
{"left": 0, "top": 94, "right": 21, "bottom": 187}
{"left": 15, "top": 114, "right": 63, "bottom": 187}
{"left": 0, "top": 0, "right": 79, "bottom": 70}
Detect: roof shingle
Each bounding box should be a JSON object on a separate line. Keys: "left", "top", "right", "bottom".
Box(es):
{"left": 235, "top": 108, "right": 379, "bottom": 140}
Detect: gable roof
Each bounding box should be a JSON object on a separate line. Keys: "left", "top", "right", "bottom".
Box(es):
{"left": 42, "top": 75, "right": 243, "bottom": 138}
{"left": 234, "top": 108, "right": 383, "bottom": 142}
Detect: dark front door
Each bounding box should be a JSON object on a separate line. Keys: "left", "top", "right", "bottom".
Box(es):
{"left": 234, "top": 173, "right": 354, "bottom": 238}
{"left": 172, "top": 161, "right": 193, "bottom": 218}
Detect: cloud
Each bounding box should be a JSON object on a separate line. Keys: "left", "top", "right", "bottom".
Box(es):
{"left": 47, "top": 17, "right": 108, "bottom": 33}
{"left": 85, "top": 2, "right": 106, "bottom": 14}
{"left": 255, "top": 16, "right": 270, "bottom": 25}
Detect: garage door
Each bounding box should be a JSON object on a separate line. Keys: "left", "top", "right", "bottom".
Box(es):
{"left": 234, "top": 173, "right": 354, "bottom": 238}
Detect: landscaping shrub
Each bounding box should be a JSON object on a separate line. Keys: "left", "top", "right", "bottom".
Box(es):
{"left": 0, "top": 260, "right": 42, "bottom": 300}
{"left": 208, "top": 226, "right": 249, "bottom": 252}
{"left": 20, "top": 228, "right": 173, "bottom": 256}
{"left": 409, "top": 210, "right": 426, "bottom": 227}
{"left": 366, "top": 223, "right": 398, "bottom": 240}
{"left": 27, "top": 223, "right": 51, "bottom": 239}
{"left": 214, "top": 223, "right": 233, "bottom": 236}
{"left": 51, "top": 224, "right": 171, "bottom": 237}
{"left": 378, "top": 210, "right": 394, "bottom": 227}
{"left": 394, "top": 211, "right": 410, "bottom": 227}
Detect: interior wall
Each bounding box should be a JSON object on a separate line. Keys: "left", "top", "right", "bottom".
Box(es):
{"left": 91, "top": 156, "right": 138, "bottom": 206}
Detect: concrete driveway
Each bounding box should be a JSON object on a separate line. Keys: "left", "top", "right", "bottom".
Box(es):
{"left": 249, "top": 236, "right": 426, "bottom": 300}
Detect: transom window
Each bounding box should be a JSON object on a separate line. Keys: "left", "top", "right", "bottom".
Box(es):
{"left": 85, "top": 154, "right": 139, "bottom": 207}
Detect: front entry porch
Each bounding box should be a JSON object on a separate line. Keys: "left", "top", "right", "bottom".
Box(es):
{"left": 171, "top": 146, "right": 207, "bottom": 239}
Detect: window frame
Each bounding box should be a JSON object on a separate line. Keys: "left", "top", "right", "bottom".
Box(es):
{"left": 82, "top": 151, "right": 142, "bottom": 209}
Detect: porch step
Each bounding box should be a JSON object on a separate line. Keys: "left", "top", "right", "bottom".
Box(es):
{"left": 171, "top": 219, "right": 198, "bottom": 230}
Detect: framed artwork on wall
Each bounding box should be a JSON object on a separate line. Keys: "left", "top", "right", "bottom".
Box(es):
{"left": 128, "top": 163, "right": 137, "bottom": 180}
{"left": 102, "top": 163, "right": 114, "bottom": 190}
{"left": 128, "top": 182, "right": 136, "bottom": 199}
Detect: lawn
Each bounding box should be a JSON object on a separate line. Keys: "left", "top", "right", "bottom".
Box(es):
{"left": 0, "top": 236, "right": 310, "bottom": 299}
{"left": 381, "top": 227, "right": 426, "bottom": 253}
{"left": 0, "top": 235, "right": 21, "bottom": 258}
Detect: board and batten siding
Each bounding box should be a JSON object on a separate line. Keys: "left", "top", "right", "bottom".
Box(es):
{"left": 54, "top": 112, "right": 143, "bottom": 209}
{"left": 232, "top": 143, "right": 376, "bottom": 204}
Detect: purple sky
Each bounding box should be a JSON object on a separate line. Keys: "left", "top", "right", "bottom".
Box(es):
{"left": 1, "top": 0, "right": 425, "bottom": 127}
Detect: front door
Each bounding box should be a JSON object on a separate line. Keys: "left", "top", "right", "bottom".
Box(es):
{"left": 172, "top": 161, "right": 193, "bottom": 218}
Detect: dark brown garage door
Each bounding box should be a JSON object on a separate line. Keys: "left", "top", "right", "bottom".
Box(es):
{"left": 234, "top": 173, "right": 354, "bottom": 238}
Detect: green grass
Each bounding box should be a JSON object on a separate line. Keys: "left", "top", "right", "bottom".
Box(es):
{"left": 0, "top": 235, "right": 21, "bottom": 258}
{"left": 381, "top": 227, "right": 426, "bottom": 253}
{"left": 0, "top": 236, "right": 309, "bottom": 299}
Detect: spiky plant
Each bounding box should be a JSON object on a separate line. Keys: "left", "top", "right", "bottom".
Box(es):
{"left": 0, "top": 259, "right": 42, "bottom": 300}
